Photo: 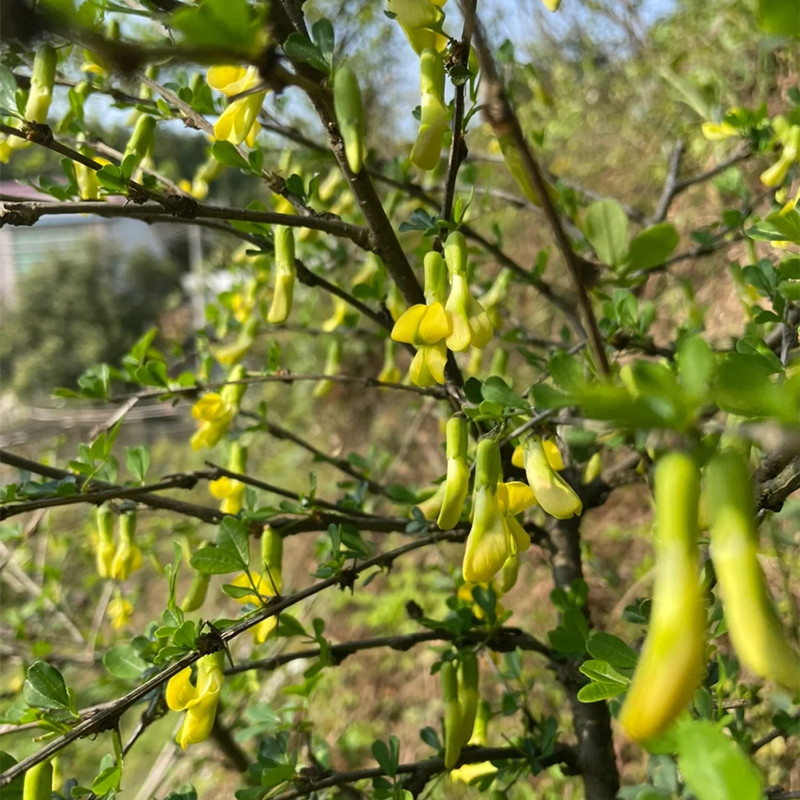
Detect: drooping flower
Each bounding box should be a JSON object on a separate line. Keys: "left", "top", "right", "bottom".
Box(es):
{"left": 190, "top": 367, "right": 248, "bottom": 451}
{"left": 191, "top": 392, "right": 235, "bottom": 451}
{"left": 166, "top": 651, "right": 225, "bottom": 749}
{"left": 386, "top": 0, "right": 448, "bottom": 54}
{"left": 110, "top": 511, "right": 142, "bottom": 581}
{"left": 231, "top": 570, "right": 279, "bottom": 644}
{"left": 410, "top": 48, "right": 449, "bottom": 170}
{"left": 107, "top": 595, "right": 133, "bottom": 630}
{"left": 209, "top": 443, "right": 247, "bottom": 514}
{"left": 462, "top": 440, "right": 535, "bottom": 583}
{"left": 377, "top": 338, "right": 402, "bottom": 384}
{"left": 443, "top": 232, "right": 493, "bottom": 352}
{"left": 391, "top": 251, "right": 453, "bottom": 386}
{"left": 207, "top": 66, "right": 267, "bottom": 146}
{"left": 521, "top": 436, "right": 582, "bottom": 519}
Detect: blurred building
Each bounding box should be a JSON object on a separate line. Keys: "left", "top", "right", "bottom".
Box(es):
{"left": 0, "top": 182, "right": 169, "bottom": 307}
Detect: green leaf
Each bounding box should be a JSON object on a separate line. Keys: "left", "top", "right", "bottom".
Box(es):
{"left": 311, "top": 18, "right": 335, "bottom": 63}
{"left": 222, "top": 583, "right": 256, "bottom": 599}
{"left": 758, "top": 0, "right": 800, "bottom": 35}
{"left": 626, "top": 222, "right": 679, "bottom": 271}
{"left": 23, "top": 661, "right": 71, "bottom": 710}
{"left": 275, "top": 613, "right": 307, "bottom": 637}
{"left": 103, "top": 645, "right": 148, "bottom": 680}
{"left": 0, "top": 64, "right": 18, "bottom": 114}
{"left": 676, "top": 335, "right": 715, "bottom": 400}
{"left": 577, "top": 680, "right": 627, "bottom": 702}
{"left": 283, "top": 33, "right": 329, "bottom": 73}
{"left": 0, "top": 752, "right": 24, "bottom": 800}
{"left": 190, "top": 546, "right": 243, "bottom": 574}
{"left": 95, "top": 164, "right": 127, "bottom": 192}
{"left": 584, "top": 199, "right": 629, "bottom": 268}
{"left": 92, "top": 765, "right": 122, "bottom": 794}
{"left": 481, "top": 375, "right": 530, "bottom": 411}
{"left": 579, "top": 659, "right": 629, "bottom": 685}
{"left": 217, "top": 516, "right": 250, "bottom": 567}
{"left": 171, "top": 0, "right": 261, "bottom": 55}
{"left": 211, "top": 140, "right": 251, "bottom": 171}
{"left": 586, "top": 632, "right": 638, "bottom": 669}
{"left": 675, "top": 720, "right": 763, "bottom": 800}
{"left": 125, "top": 445, "right": 150, "bottom": 484}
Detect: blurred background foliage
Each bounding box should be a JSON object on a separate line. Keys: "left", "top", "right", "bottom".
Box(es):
{"left": 0, "top": 0, "right": 798, "bottom": 797}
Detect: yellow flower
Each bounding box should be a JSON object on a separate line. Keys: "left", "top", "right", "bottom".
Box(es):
{"left": 386, "top": 0, "right": 448, "bottom": 54}
{"left": 378, "top": 338, "right": 402, "bottom": 384}
{"left": 443, "top": 232, "right": 493, "bottom": 352}
{"left": 321, "top": 296, "right": 350, "bottom": 332}
{"left": 701, "top": 120, "right": 739, "bottom": 141}
{"left": 190, "top": 393, "right": 234, "bottom": 451}
{"left": 463, "top": 441, "right": 535, "bottom": 583}
{"left": 391, "top": 303, "right": 452, "bottom": 386}
{"left": 207, "top": 66, "right": 267, "bottom": 146}
{"left": 521, "top": 437, "right": 582, "bottom": 519}
{"left": 209, "top": 477, "right": 245, "bottom": 515}
{"left": 166, "top": 651, "right": 225, "bottom": 749}
{"left": 107, "top": 596, "right": 133, "bottom": 630}
{"left": 450, "top": 761, "right": 498, "bottom": 785}
{"left": 512, "top": 439, "right": 564, "bottom": 471}
{"left": 231, "top": 570, "right": 279, "bottom": 644}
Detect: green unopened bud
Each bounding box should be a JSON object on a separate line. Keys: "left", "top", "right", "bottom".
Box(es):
{"left": 25, "top": 44, "right": 57, "bottom": 123}
{"left": 706, "top": 452, "right": 800, "bottom": 690}
{"left": 95, "top": 503, "right": 115, "bottom": 578}
{"left": 618, "top": 452, "right": 705, "bottom": 742}
{"left": 267, "top": 226, "right": 296, "bottom": 324}
{"left": 220, "top": 364, "right": 248, "bottom": 409}
{"left": 456, "top": 651, "right": 479, "bottom": 749}
{"left": 411, "top": 48, "right": 448, "bottom": 170}
{"left": 110, "top": 511, "right": 142, "bottom": 581}
{"left": 441, "top": 660, "right": 463, "bottom": 768}
{"left": 261, "top": 526, "right": 283, "bottom": 593}
{"left": 22, "top": 758, "right": 53, "bottom": 800}
{"left": 180, "top": 570, "right": 211, "bottom": 612}
{"left": 437, "top": 415, "right": 470, "bottom": 530}
{"left": 123, "top": 115, "right": 156, "bottom": 173}
{"left": 333, "top": 65, "right": 366, "bottom": 174}
{"left": 423, "top": 251, "right": 448, "bottom": 305}
{"left": 313, "top": 338, "right": 342, "bottom": 398}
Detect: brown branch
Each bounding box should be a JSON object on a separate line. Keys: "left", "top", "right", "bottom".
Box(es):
{"left": 547, "top": 517, "right": 620, "bottom": 800}
{"left": 652, "top": 141, "right": 685, "bottom": 223}
{"left": 0, "top": 449, "right": 223, "bottom": 525}
{"left": 0, "top": 474, "right": 201, "bottom": 521}
{"left": 227, "top": 627, "right": 552, "bottom": 676}
{"left": 270, "top": 745, "right": 578, "bottom": 800}
{"left": 201, "top": 462, "right": 379, "bottom": 518}
{"left": 108, "top": 372, "right": 446, "bottom": 404}
{"left": 464, "top": 13, "right": 608, "bottom": 374}
{"left": 0, "top": 198, "right": 369, "bottom": 246}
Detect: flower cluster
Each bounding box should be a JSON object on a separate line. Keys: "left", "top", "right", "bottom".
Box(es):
{"left": 166, "top": 652, "right": 225, "bottom": 749}
{"left": 207, "top": 66, "right": 267, "bottom": 146}
{"left": 391, "top": 232, "right": 493, "bottom": 387}
{"left": 462, "top": 438, "right": 535, "bottom": 584}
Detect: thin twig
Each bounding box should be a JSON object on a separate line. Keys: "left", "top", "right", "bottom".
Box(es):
{"left": 227, "top": 626, "right": 551, "bottom": 676}
{"left": 463, "top": 6, "right": 609, "bottom": 374}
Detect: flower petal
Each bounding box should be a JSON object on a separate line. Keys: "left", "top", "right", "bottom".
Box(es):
{"left": 391, "top": 304, "right": 427, "bottom": 344}
{"left": 418, "top": 302, "right": 451, "bottom": 344}
{"left": 424, "top": 342, "right": 447, "bottom": 384}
